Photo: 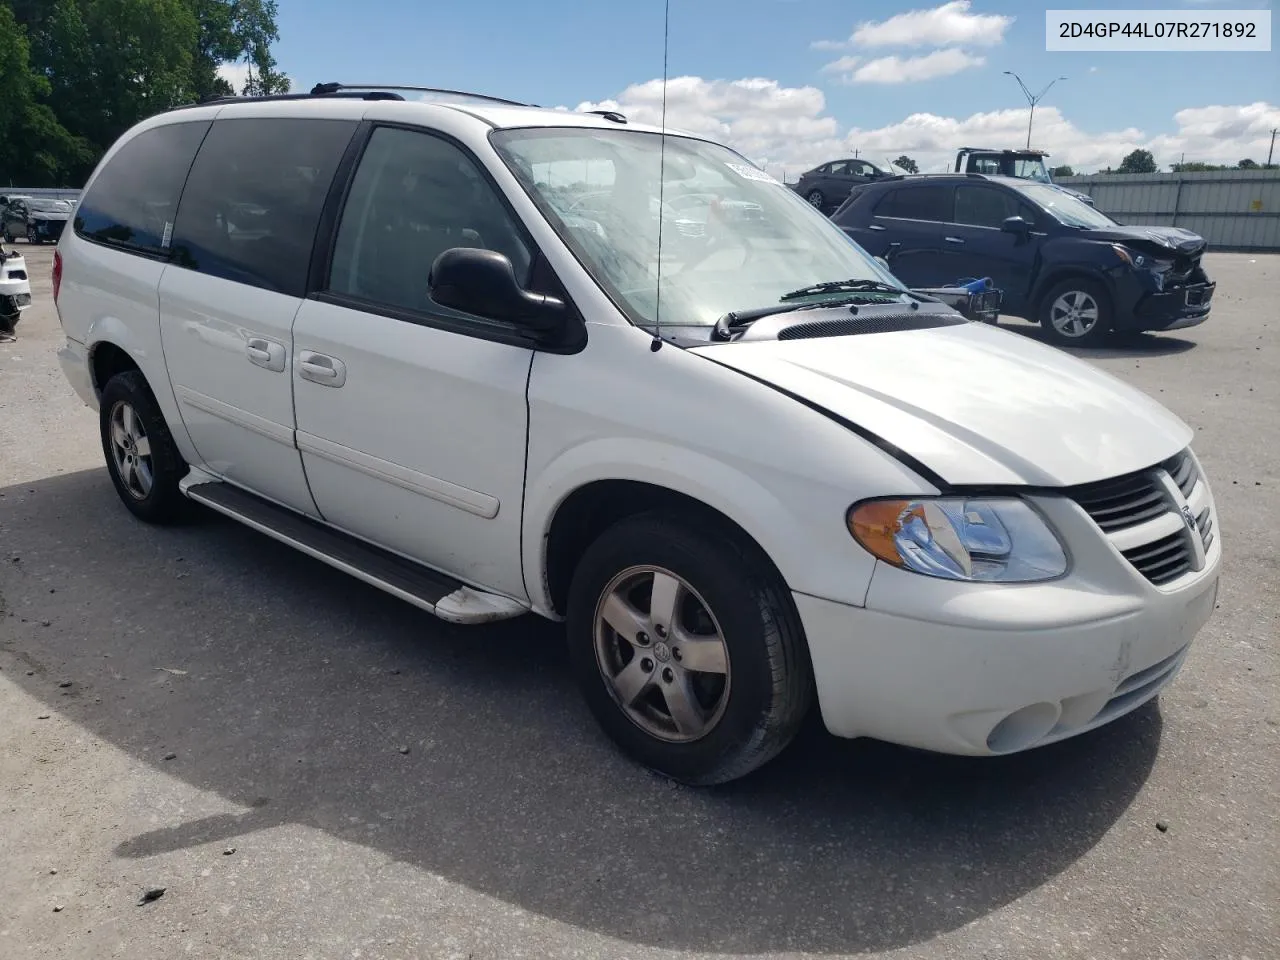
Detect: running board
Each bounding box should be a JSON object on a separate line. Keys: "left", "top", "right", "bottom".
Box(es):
{"left": 181, "top": 477, "right": 529, "bottom": 624}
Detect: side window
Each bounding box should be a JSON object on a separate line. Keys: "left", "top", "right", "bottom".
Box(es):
{"left": 873, "top": 185, "right": 953, "bottom": 222}
{"left": 74, "top": 121, "right": 211, "bottom": 255}
{"left": 170, "top": 118, "right": 358, "bottom": 297}
{"left": 828, "top": 161, "right": 850, "bottom": 176}
{"left": 326, "top": 126, "right": 533, "bottom": 317}
{"left": 954, "top": 185, "right": 1021, "bottom": 228}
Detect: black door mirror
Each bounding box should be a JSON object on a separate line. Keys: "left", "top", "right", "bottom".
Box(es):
{"left": 1001, "top": 215, "right": 1032, "bottom": 235}
{"left": 429, "top": 248, "right": 568, "bottom": 337}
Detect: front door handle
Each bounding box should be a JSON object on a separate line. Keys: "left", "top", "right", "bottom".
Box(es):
{"left": 245, "top": 337, "right": 286, "bottom": 372}
{"left": 297, "top": 350, "right": 347, "bottom": 388}
{"left": 868, "top": 223, "right": 886, "bottom": 231}
{"left": 944, "top": 236, "right": 965, "bottom": 245}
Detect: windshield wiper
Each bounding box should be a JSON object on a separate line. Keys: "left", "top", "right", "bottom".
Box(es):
{"left": 778, "top": 279, "right": 905, "bottom": 301}
{"left": 711, "top": 295, "right": 891, "bottom": 340}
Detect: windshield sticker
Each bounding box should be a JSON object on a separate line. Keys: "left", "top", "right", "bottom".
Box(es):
{"left": 724, "top": 162, "right": 780, "bottom": 184}
{"left": 161, "top": 221, "right": 173, "bottom": 248}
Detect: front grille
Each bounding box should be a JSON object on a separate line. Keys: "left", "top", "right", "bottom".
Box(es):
{"left": 1067, "top": 449, "right": 1197, "bottom": 534}
{"left": 1121, "top": 531, "right": 1193, "bottom": 585}
{"left": 1066, "top": 448, "right": 1215, "bottom": 586}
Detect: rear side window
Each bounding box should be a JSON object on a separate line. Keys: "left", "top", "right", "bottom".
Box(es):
{"left": 873, "top": 185, "right": 953, "bottom": 222}
{"left": 170, "top": 118, "right": 358, "bottom": 297}
{"left": 74, "top": 121, "right": 211, "bottom": 255}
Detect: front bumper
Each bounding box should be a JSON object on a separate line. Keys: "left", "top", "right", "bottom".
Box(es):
{"left": 796, "top": 486, "right": 1221, "bottom": 755}
{"left": 1123, "top": 280, "right": 1216, "bottom": 333}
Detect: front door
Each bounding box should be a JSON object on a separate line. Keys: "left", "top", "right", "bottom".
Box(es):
{"left": 945, "top": 184, "right": 1042, "bottom": 314}
{"left": 159, "top": 115, "right": 359, "bottom": 513}
{"left": 291, "top": 124, "right": 540, "bottom": 599}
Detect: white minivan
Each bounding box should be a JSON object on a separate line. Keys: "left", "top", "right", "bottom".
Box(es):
{"left": 53, "top": 85, "right": 1220, "bottom": 784}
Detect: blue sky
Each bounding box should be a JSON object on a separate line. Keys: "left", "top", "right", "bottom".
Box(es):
{"left": 262, "top": 0, "right": 1278, "bottom": 174}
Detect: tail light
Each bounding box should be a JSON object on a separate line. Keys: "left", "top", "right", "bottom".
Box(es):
{"left": 52, "top": 249, "right": 63, "bottom": 304}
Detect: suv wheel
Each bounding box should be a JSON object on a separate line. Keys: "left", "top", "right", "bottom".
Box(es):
{"left": 566, "top": 511, "right": 813, "bottom": 785}
{"left": 1, "top": 226, "right": 12, "bottom": 243}
{"left": 805, "top": 189, "right": 824, "bottom": 209}
{"left": 1039, "top": 277, "right": 1112, "bottom": 348}
{"left": 99, "top": 370, "right": 190, "bottom": 524}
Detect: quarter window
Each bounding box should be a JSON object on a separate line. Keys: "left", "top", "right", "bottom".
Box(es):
{"left": 327, "top": 126, "right": 532, "bottom": 316}
{"left": 74, "top": 121, "right": 211, "bottom": 255}
{"left": 170, "top": 118, "right": 358, "bottom": 297}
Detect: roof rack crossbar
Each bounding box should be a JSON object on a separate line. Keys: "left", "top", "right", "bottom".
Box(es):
{"left": 197, "top": 90, "right": 404, "bottom": 106}
{"left": 310, "top": 82, "right": 534, "bottom": 107}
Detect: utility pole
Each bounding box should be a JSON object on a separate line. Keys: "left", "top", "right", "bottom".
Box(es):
{"left": 1004, "top": 72, "right": 1067, "bottom": 149}
{"left": 1268, "top": 128, "right": 1277, "bottom": 167}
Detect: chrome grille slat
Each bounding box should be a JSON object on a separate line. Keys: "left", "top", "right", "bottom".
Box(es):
{"left": 1067, "top": 448, "right": 1213, "bottom": 585}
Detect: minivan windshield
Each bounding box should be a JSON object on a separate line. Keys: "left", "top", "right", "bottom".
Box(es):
{"left": 491, "top": 127, "right": 903, "bottom": 328}
{"left": 1015, "top": 182, "right": 1118, "bottom": 229}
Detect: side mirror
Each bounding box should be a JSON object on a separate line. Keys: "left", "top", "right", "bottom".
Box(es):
{"left": 429, "top": 248, "right": 568, "bottom": 337}
{"left": 1001, "top": 215, "right": 1031, "bottom": 235}
{"left": 874, "top": 255, "right": 892, "bottom": 270}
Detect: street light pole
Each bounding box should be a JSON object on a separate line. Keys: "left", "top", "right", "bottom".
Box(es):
{"left": 1004, "top": 72, "right": 1067, "bottom": 149}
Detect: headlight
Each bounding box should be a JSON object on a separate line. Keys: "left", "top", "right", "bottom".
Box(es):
{"left": 847, "top": 497, "right": 1068, "bottom": 583}
{"left": 1111, "top": 244, "right": 1145, "bottom": 268}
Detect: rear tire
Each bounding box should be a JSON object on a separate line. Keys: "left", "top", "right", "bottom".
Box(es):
{"left": 99, "top": 370, "right": 191, "bottom": 524}
{"left": 805, "top": 189, "right": 825, "bottom": 209}
{"left": 1038, "top": 277, "right": 1112, "bottom": 348}
{"left": 566, "top": 511, "right": 814, "bottom": 785}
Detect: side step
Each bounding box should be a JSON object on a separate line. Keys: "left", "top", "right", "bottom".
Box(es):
{"left": 181, "top": 478, "right": 529, "bottom": 624}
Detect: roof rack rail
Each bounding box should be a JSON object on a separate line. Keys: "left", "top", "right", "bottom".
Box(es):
{"left": 586, "top": 109, "right": 627, "bottom": 124}
{"left": 196, "top": 90, "right": 404, "bottom": 106}
{"left": 310, "top": 82, "right": 536, "bottom": 107}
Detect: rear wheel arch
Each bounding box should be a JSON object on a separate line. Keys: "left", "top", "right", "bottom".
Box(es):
{"left": 89, "top": 341, "right": 143, "bottom": 397}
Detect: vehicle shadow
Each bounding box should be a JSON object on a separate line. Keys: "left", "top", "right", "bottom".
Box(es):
{"left": 998, "top": 318, "right": 1198, "bottom": 359}
{"left": 0, "top": 468, "right": 1163, "bottom": 955}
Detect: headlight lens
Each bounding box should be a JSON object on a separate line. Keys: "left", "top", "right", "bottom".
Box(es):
{"left": 847, "top": 497, "right": 1068, "bottom": 582}
{"left": 1111, "top": 244, "right": 1145, "bottom": 268}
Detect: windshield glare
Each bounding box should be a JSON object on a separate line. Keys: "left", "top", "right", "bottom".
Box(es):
{"left": 28, "top": 199, "right": 71, "bottom": 212}
{"left": 491, "top": 127, "right": 902, "bottom": 327}
{"left": 1016, "top": 182, "right": 1117, "bottom": 229}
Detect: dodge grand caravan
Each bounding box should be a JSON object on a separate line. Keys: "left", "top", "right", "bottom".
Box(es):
{"left": 53, "top": 84, "right": 1221, "bottom": 785}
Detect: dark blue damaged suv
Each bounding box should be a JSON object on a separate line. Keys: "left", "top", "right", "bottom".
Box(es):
{"left": 833, "top": 174, "right": 1215, "bottom": 347}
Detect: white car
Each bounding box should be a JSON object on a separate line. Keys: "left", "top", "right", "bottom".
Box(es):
{"left": 52, "top": 85, "right": 1220, "bottom": 785}
{"left": 1, "top": 244, "right": 32, "bottom": 336}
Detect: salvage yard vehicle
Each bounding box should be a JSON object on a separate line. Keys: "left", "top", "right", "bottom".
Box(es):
{"left": 0, "top": 243, "right": 32, "bottom": 336}
{"left": 955, "top": 147, "right": 1094, "bottom": 206}
{"left": 53, "top": 84, "right": 1220, "bottom": 785}
{"left": 2, "top": 197, "right": 74, "bottom": 244}
{"left": 792, "top": 158, "right": 892, "bottom": 212}
{"left": 834, "top": 173, "right": 1215, "bottom": 347}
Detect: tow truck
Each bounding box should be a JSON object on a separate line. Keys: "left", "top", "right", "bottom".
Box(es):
{"left": 954, "top": 147, "right": 1094, "bottom": 205}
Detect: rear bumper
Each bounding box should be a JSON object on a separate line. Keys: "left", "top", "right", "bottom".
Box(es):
{"left": 57, "top": 337, "right": 98, "bottom": 410}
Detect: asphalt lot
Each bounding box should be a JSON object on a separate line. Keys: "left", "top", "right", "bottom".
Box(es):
{"left": 1, "top": 244, "right": 1276, "bottom": 960}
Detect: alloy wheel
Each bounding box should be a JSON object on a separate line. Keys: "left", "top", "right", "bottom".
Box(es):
{"left": 108, "top": 401, "right": 154, "bottom": 500}
{"left": 1049, "top": 290, "right": 1100, "bottom": 338}
{"left": 593, "top": 565, "right": 731, "bottom": 742}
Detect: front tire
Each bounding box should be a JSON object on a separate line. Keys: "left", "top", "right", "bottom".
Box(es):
{"left": 99, "top": 370, "right": 190, "bottom": 524}
{"left": 566, "top": 512, "right": 814, "bottom": 785}
{"left": 1039, "top": 277, "right": 1113, "bottom": 347}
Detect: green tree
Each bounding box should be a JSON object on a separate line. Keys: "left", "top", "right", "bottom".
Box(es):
{"left": 892, "top": 155, "right": 918, "bottom": 174}
{"left": 0, "top": 3, "right": 91, "bottom": 185}
{"left": 1237, "top": 158, "right": 1259, "bottom": 169}
{"left": 1117, "top": 149, "right": 1158, "bottom": 174}
{"left": 229, "top": 0, "right": 290, "bottom": 95}
{"left": 1171, "top": 161, "right": 1227, "bottom": 172}
{"left": 1050, "top": 164, "right": 1075, "bottom": 178}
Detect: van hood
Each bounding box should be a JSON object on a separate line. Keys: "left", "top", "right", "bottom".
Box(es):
{"left": 1083, "top": 224, "right": 1205, "bottom": 256}
{"left": 691, "top": 321, "right": 1192, "bottom": 487}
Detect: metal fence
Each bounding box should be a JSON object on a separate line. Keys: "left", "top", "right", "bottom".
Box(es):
{"left": 1057, "top": 169, "right": 1280, "bottom": 252}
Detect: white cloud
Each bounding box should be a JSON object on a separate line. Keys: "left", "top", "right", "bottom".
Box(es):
{"left": 574, "top": 76, "right": 1278, "bottom": 178}
{"left": 816, "top": 1, "right": 1014, "bottom": 50}
{"left": 829, "top": 49, "right": 987, "bottom": 84}
{"left": 217, "top": 61, "right": 250, "bottom": 95}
